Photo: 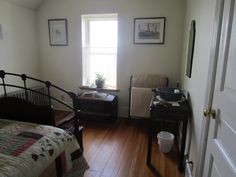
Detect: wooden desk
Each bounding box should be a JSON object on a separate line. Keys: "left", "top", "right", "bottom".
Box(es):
{"left": 147, "top": 95, "right": 190, "bottom": 171}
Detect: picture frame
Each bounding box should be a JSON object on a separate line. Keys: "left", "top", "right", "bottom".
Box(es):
{"left": 0, "top": 24, "right": 2, "bottom": 40}
{"left": 48, "top": 19, "right": 68, "bottom": 46}
{"left": 134, "top": 17, "right": 166, "bottom": 44}
{"left": 186, "top": 20, "right": 196, "bottom": 78}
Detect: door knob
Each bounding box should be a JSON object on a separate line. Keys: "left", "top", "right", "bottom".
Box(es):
{"left": 203, "top": 108, "right": 216, "bottom": 119}
{"left": 203, "top": 108, "right": 211, "bottom": 117}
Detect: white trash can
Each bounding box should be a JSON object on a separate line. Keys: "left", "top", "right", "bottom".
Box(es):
{"left": 157, "top": 131, "right": 174, "bottom": 153}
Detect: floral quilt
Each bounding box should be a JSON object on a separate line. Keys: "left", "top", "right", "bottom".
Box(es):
{"left": 0, "top": 119, "right": 88, "bottom": 177}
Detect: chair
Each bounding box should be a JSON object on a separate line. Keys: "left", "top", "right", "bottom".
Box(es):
{"left": 128, "top": 74, "right": 168, "bottom": 119}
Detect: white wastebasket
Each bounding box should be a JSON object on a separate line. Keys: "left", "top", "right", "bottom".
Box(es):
{"left": 157, "top": 131, "right": 174, "bottom": 153}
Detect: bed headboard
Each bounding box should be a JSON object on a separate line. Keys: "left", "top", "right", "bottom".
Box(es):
{"left": 0, "top": 70, "right": 79, "bottom": 127}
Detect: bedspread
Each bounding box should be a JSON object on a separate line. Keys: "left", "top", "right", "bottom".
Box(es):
{"left": 0, "top": 119, "right": 88, "bottom": 177}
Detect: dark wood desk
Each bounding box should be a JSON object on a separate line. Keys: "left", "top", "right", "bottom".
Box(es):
{"left": 147, "top": 95, "right": 190, "bottom": 171}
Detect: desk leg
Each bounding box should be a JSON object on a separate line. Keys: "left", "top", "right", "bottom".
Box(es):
{"left": 179, "top": 119, "right": 188, "bottom": 171}
{"left": 147, "top": 122, "right": 152, "bottom": 166}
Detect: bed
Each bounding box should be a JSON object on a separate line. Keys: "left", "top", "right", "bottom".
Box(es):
{"left": 0, "top": 70, "right": 88, "bottom": 177}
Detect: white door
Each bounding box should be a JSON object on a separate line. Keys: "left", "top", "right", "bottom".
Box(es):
{"left": 203, "top": 0, "right": 236, "bottom": 176}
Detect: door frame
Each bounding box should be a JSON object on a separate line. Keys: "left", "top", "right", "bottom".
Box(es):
{"left": 195, "top": 0, "right": 225, "bottom": 176}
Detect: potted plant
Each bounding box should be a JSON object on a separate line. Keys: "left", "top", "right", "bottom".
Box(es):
{"left": 95, "top": 73, "right": 105, "bottom": 88}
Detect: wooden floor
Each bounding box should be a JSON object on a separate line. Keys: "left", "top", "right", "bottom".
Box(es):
{"left": 54, "top": 111, "right": 183, "bottom": 177}
{"left": 81, "top": 119, "right": 183, "bottom": 177}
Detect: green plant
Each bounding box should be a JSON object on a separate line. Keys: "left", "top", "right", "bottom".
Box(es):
{"left": 95, "top": 73, "right": 105, "bottom": 81}
{"left": 95, "top": 73, "right": 105, "bottom": 88}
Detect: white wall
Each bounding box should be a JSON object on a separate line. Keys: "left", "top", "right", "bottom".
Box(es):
{"left": 37, "top": 0, "right": 186, "bottom": 116}
{"left": 180, "top": 0, "right": 217, "bottom": 176}
{"left": 0, "top": 0, "right": 40, "bottom": 78}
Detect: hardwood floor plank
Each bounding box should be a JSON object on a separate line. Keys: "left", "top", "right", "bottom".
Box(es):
{"left": 104, "top": 122, "right": 137, "bottom": 177}
{"left": 83, "top": 124, "right": 111, "bottom": 168}
{"left": 128, "top": 125, "right": 145, "bottom": 177}
{"left": 115, "top": 123, "right": 140, "bottom": 177}
{"left": 137, "top": 128, "right": 156, "bottom": 177}
{"left": 88, "top": 123, "right": 121, "bottom": 171}
{"left": 99, "top": 122, "right": 135, "bottom": 177}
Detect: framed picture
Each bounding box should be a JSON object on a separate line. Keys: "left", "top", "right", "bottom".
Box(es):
{"left": 186, "top": 20, "right": 196, "bottom": 78}
{"left": 0, "top": 24, "right": 2, "bottom": 40}
{"left": 134, "top": 17, "right": 165, "bottom": 44}
{"left": 48, "top": 19, "right": 68, "bottom": 46}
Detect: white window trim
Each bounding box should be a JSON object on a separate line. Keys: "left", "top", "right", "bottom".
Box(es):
{"left": 81, "top": 13, "right": 118, "bottom": 89}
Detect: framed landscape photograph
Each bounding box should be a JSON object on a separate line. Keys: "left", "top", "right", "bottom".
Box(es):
{"left": 48, "top": 19, "right": 68, "bottom": 46}
{"left": 134, "top": 17, "right": 166, "bottom": 44}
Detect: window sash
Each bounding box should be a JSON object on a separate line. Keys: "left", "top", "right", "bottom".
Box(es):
{"left": 82, "top": 14, "right": 118, "bottom": 88}
{"left": 82, "top": 47, "right": 117, "bottom": 88}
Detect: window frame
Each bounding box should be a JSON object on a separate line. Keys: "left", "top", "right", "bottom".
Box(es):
{"left": 81, "top": 13, "right": 118, "bottom": 89}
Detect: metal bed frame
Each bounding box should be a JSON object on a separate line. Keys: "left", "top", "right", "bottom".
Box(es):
{"left": 0, "top": 69, "right": 83, "bottom": 177}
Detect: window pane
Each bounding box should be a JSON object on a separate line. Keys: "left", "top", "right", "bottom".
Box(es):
{"left": 90, "top": 54, "right": 117, "bottom": 87}
{"left": 90, "top": 21, "right": 117, "bottom": 47}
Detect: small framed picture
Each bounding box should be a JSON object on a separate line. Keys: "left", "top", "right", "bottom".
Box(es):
{"left": 134, "top": 17, "right": 166, "bottom": 44}
{"left": 48, "top": 19, "right": 68, "bottom": 46}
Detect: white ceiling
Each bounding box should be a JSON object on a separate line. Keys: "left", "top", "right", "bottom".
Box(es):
{"left": 5, "top": 0, "right": 44, "bottom": 10}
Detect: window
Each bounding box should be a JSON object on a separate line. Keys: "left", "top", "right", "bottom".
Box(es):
{"left": 82, "top": 14, "right": 118, "bottom": 89}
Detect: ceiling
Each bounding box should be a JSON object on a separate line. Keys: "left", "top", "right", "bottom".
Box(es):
{"left": 5, "top": 0, "right": 44, "bottom": 10}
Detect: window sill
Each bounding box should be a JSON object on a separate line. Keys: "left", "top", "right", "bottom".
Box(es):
{"left": 79, "top": 86, "right": 120, "bottom": 92}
